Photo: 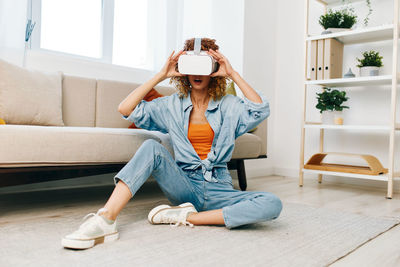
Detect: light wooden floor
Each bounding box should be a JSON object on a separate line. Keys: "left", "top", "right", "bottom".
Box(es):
{"left": 1, "top": 175, "right": 400, "bottom": 266}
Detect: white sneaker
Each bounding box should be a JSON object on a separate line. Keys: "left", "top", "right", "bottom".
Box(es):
{"left": 148, "top": 202, "right": 197, "bottom": 227}
{"left": 61, "top": 208, "right": 119, "bottom": 249}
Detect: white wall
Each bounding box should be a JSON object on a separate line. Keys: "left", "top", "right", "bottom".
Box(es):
{"left": 242, "top": 0, "right": 276, "bottom": 177}
{"left": 210, "top": 0, "right": 244, "bottom": 74}
{"left": 270, "top": 0, "right": 306, "bottom": 177}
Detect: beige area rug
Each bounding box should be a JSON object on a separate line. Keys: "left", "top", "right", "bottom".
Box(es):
{"left": 1, "top": 201, "right": 398, "bottom": 267}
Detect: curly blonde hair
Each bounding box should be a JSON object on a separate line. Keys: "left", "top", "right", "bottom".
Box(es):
{"left": 169, "top": 38, "right": 228, "bottom": 100}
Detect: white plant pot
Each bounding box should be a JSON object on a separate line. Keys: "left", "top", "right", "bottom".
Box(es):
{"left": 322, "top": 111, "right": 334, "bottom": 124}
{"left": 322, "top": 111, "right": 343, "bottom": 125}
{"left": 322, "top": 28, "right": 352, "bottom": 34}
{"left": 360, "top": 66, "right": 380, "bottom": 77}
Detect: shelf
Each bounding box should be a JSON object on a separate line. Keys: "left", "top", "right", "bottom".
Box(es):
{"left": 305, "top": 75, "right": 395, "bottom": 87}
{"left": 318, "top": 0, "right": 371, "bottom": 5}
{"left": 304, "top": 123, "right": 400, "bottom": 131}
{"left": 306, "top": 24, "right": 395, "bottom": 44}
{"left": 302, "top": 168, "right": 389, "bottom": 181}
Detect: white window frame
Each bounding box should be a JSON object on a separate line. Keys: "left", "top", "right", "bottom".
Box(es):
{"left": 29, "top": 0, "right": 169, "bottom": 71}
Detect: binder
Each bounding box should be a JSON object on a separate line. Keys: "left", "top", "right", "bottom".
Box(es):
{"left": 317, "top": 40, "right": 324, "bottom": 80}
{"left": 323, "top": 38, "right": 344, "bottom": 79}
{"left": 308, "top": 40, "right": 317, "bottom": 80}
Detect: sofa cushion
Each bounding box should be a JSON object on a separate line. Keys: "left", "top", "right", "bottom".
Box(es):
{"left": 62, "top": 75, "right": 97, "bottom": 127}
{"left": 231, "top": 133, "right": 262, "bottom": 159}
{"left": 96, "top": 79, "right": 176, "bottom": 128}
{"left": 0, "top": 59, "right": 64, "bottom": 126}
{"left": 0, "top": 125, "right": 161, "bottom": 166}
{"left": 96, "top": 79, "right": 138, "bottom": 128}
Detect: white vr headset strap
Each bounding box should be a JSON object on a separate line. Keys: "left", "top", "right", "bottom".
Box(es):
{"left": 194, "top": 38, "right": 202, "bottom": 55}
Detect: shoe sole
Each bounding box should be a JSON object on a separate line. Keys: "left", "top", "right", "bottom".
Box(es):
{"left": 61, "top": 232, "right": 119, "bottom": 250}
{"left": 148, "top": 202, "right": 195, "bottom": 224}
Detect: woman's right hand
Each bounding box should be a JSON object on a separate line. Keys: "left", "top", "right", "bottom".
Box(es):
{"left": 158, "top": 50, "right": 185, "bottom": 80}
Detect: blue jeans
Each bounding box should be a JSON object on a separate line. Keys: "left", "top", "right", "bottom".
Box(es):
{"left": 114, "top": 139, "right": 282, "bottom": 229}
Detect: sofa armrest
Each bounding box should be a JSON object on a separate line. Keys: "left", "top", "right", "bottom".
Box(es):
{"left": 251, "top": 119, "right": 267, "bottom": 156}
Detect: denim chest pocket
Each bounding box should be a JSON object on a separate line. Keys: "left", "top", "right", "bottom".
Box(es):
{"left": 206, "top": 111, "right": 222, "bottom": 134}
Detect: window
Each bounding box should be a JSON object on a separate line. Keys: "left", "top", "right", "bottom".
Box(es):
{"left": 40, "top": 0, "right": 102, "bottom": 58}
{"left": 112, "top": 0, "right": 148, "bottom": 68}
{"left": 32, "top": 0, "right": 152, "bottom": 69}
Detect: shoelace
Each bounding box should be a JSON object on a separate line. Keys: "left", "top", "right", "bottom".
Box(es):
{"left": 78, "top": 208, "right": 108, "bottom": 232}
{"left": 81, "top": 208, "right": 106, "bottom": 222}
{"left": 161, "top": 213, "right": 194, "bottom": 228}
{"left": 172, "top": 220, "right": 194, "bottom": 228}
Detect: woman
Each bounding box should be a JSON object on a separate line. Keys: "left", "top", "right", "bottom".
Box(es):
{"left": 62, "top": 38, "right": 282, "bottom": 249}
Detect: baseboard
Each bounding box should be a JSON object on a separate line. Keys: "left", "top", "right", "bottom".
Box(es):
{"left": 245, "top": 166, "right": 274, "bottom": 179}
{"left": 272, "top": 167, "right": 299, "bottom": 178}
{"left": 244, "top": 165, "right": 298, "bottom": 179}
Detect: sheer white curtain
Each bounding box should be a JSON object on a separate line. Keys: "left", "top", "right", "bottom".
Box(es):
{"left": 0, "top": 0, "right": 28, "bottom": 65}
{"left": 147, "top": 0, "right": 183, "bottom": 73}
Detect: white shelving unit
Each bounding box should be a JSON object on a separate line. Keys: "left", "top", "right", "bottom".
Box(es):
{"left": 299, "top": 0, "right": 400, "bottom": 198}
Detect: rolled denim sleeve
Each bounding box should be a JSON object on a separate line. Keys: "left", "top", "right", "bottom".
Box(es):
{"left": 123, "top": 96, "right": 169, "bottom": 133}
{"left": 234, "top": 90, "right": 270, "bottom": 138}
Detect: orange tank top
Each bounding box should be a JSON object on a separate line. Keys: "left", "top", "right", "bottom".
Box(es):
{"left": 188, "top": 122, "right": 214, "bottom": 160}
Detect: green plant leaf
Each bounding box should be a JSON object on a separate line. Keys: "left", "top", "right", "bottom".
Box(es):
{"left": 315, "top": 87, "right": 350, "bottom": 113}
{"left": 357, "top": 50, "right": 383, "bottom": 67}
{"left": 319, "top": 9, "right": 357, "bottom": 29}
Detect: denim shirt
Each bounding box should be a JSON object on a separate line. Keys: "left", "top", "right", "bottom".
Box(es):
{"left": 123, "top": 90, "right": 270, "bottom": 182}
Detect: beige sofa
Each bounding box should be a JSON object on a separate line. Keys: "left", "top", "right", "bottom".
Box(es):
{"left": 0, "top": 75, "right": 267, "bottom": 190}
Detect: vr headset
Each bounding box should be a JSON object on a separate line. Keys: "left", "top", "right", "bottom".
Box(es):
{"left": 178, "top": 38, "right": 218, "bottom": 75}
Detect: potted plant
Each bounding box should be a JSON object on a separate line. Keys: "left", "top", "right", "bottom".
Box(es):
{"left": 316, "top": 88, "right": 349, "bottom": 125}
{"left": 319, "top": 9, "right": 357, "bottom": 34}
{"left": 357, "top": 50, "right": 383, "bottom": 76}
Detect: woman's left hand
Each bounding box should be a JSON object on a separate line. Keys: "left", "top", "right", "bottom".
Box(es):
{"left": 207, "top": 49, "right": 235, "bottom": 78}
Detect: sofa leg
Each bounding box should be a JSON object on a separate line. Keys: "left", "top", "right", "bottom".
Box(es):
{"left": 237, "top": 159, "right": 247, "bottom": 191}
